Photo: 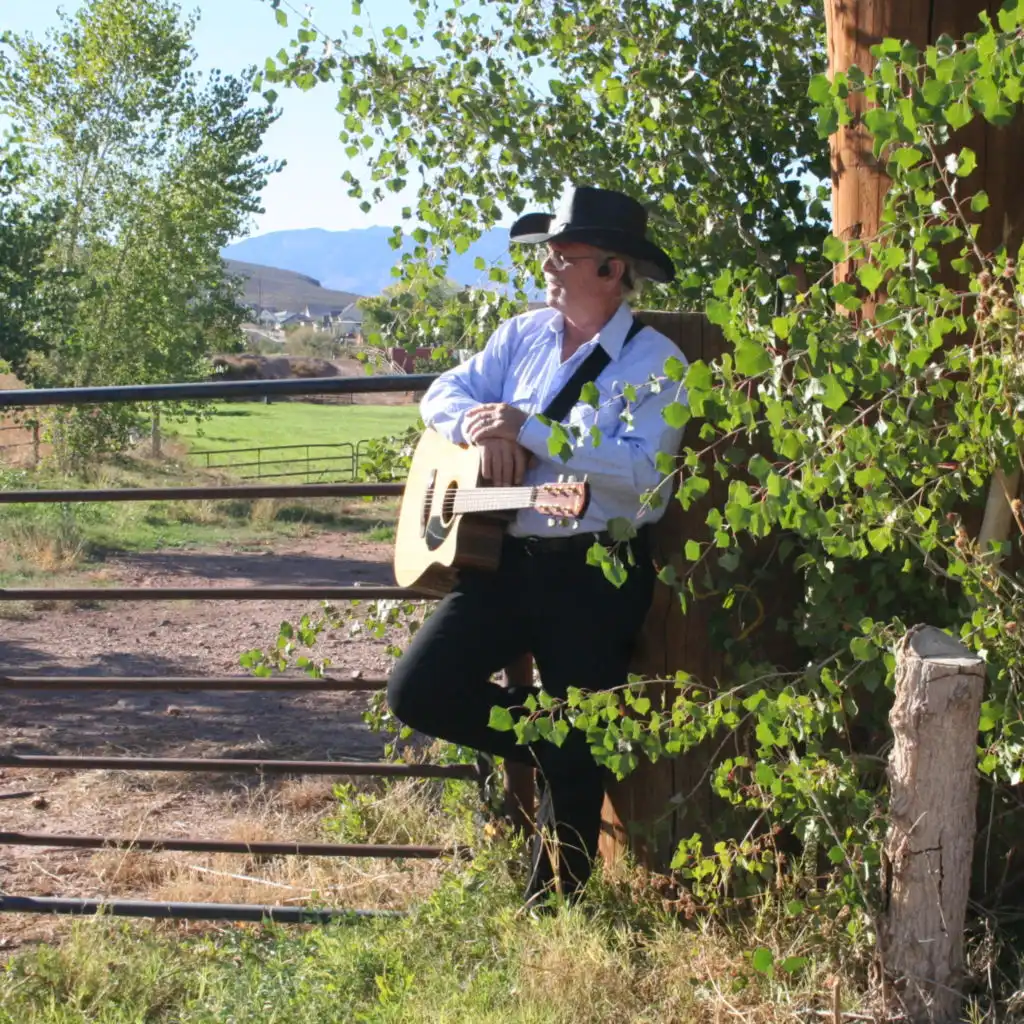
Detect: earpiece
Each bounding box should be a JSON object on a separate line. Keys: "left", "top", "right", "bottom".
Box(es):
{"left": 597, "top": 261, "right": 611, "bottom": 278}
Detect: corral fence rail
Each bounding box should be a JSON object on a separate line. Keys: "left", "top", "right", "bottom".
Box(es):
{"left": 0, "top": 372, "right": 459, "bottom": 924}
{"left": 192, "top": 438, "right": 382, "bottom": 482}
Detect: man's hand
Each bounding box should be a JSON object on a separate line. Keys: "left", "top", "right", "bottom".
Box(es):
{"left": 478, "top": 438, "right": 529, "bottom": 487}
{"left": 463, "top": 402, "right": 528, "bottom": 444}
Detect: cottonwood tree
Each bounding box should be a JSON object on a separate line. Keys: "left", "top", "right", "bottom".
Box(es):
{"left": 260, "top": 0, "right": 828, "bottom": 304}
{"left": 0, "top": 0, "right": 280, "bottom": 458}
{"left": 0, "top": 142, "right": 66, "bottom": 379}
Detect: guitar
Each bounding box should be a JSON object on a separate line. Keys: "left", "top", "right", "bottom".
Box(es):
{"left": 393, "top": 428, "right": 590, "bottom": 595}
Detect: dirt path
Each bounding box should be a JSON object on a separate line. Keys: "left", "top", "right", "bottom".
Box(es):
{"left": 0, "top": 532, "right": 415, "bottom": 952}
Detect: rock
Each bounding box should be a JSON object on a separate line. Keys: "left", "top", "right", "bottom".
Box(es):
{"left": 165, "top": 705, "right": 182, "bottom": 716}
{"left": 31, "top": 795, "right": 48, "bottom": 810}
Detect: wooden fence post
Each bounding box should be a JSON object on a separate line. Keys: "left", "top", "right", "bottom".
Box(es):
{"left": 151, "top": 408, "right": 161, "bottom": 458}
{"left": 503, "top": 653, "right": 535, "bottom": 833}
{"left": 31, "top": 422, "right": 40, "bottom": 467}
{"left": 883, "top": 625, "right": 985, "bottom": 1023}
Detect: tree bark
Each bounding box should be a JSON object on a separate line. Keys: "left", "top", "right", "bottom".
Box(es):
{"left": 826, "top": 1, "right": 1021, "bottom": 276}
{"left": 882, "top": 625, "right": 985, "bottom": 1023}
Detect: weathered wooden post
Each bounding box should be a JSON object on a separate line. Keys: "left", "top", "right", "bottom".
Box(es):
{"left": 598, "top": 310, "right": 737, "bottom": 867}
{"left": 882, "top": 625, "right": 985, "bottom": 1023}
{"left": 150, "top": 407, "right": 161, "bottom": 458}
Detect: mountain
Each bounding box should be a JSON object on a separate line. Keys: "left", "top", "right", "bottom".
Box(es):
{"left": 222, "top": 225, "right": 511, "bottom": 296}
{"left": 224, "top": 259, "right": 361, "bottom": 315}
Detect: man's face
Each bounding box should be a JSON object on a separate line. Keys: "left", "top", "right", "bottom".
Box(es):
{"left": 542, "top": 241, "right": 610, "bottom": 312}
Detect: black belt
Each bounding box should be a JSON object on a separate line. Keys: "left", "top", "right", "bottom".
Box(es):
{"left": 505, "top": 527, "right": 648, "bottom": 557}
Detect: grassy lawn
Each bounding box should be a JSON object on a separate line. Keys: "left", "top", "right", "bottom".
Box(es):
{"left": 167, "top": 402, "right": 421, "bottom": 480}
{"left": 0, "top": 453, "right": 401, "bottom": 585}
{"left": 0, "top": 778, "right": 847, "bottom": 1024}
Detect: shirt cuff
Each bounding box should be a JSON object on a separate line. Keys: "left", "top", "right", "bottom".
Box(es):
{"left": 517, "top": 414, "right": 551, "bottom": 458}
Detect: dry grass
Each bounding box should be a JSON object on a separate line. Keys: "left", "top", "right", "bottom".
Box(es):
{"left": 7, "top": 767, "right": 467, "bottom": 919}
{"left": 0, "top": 516, "right": 88, "bottom": 571}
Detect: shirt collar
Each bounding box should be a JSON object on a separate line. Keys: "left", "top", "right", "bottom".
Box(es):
{"left": 547, "top": 302, "right": 635, "bottom": 361}
{"left": 595, "top": 302, "right": 635, "bottom": 361}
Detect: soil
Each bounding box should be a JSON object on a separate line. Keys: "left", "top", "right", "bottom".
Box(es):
{"left": 0, "top": 531, "right": 408, "bottom": 954}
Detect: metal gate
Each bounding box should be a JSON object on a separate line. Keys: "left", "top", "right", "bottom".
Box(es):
{"left": 0, "top": 370, "right": 473, "bottom": 924}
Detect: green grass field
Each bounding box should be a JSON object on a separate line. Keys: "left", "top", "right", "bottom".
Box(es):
{"left": 167, "top": 401, "right": 420, "bottom": 479}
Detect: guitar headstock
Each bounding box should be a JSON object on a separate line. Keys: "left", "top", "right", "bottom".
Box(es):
{"left": 534, "top": 475, "right": 590, "bottom": 520}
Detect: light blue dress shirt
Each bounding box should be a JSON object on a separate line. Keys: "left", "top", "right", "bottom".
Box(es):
{"left": 420, "top": 302, "right": 688, "bottom": 537}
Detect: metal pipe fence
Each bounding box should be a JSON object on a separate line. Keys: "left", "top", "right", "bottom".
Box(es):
{"left": 0, "top": 370, "right": 479, "bottom": 926}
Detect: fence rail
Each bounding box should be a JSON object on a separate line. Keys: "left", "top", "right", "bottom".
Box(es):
{"left": 190, "top": 439, "right": 388, "bottom": 483}
{"left": 0, "top": 369, "right": 478, "bottom": 926}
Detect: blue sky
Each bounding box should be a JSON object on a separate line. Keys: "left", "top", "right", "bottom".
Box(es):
{"left": 0, "top": 0, "right": 423, "bottom": 238}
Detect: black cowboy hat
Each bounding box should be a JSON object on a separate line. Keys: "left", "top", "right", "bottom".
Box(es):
{"left": 509, "top": 185, "right": 675, "bottom": 284}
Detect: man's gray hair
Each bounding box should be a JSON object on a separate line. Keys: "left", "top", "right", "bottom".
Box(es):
{"left": 600, "top": 251, "right": 645, "bottom": 301}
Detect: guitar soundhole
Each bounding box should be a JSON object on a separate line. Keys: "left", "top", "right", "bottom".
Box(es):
{"left": 439, "top": 482, "right": 458, "bottom": 527}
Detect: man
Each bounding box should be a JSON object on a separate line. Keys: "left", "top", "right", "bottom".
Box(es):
{"left": 387, "top": 185, "right": 687, "bottom": 907}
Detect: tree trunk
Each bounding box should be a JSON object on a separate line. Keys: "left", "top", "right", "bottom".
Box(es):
{"left": 826, "top": 1, "right": 1024, "bottom": 276}
{"left": 882, "top": 625, "right": 985, "bottom": 1023}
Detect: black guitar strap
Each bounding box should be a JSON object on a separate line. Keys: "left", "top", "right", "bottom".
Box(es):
{"left": 541, "top": 316, "right": 645, "bottom": 423}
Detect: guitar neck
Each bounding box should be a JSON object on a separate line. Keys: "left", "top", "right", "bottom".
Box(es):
{"left": 451, "top": 486, "right": 539, "bottom": 516}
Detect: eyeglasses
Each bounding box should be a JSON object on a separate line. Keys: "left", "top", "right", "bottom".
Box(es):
{"left": 544, "top": 250, "right": 609, "bottom": 272}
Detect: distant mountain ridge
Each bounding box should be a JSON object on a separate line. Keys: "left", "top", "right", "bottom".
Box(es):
{"left": 223, "top": 225, "right": 511, "bottom": 297}
{"left": 224, "top": 259, "right": 361, "bottom": 316}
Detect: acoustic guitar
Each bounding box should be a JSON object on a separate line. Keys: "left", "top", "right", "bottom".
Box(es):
{"left": 393, "top": 427, "right": 590, "bottom": 595}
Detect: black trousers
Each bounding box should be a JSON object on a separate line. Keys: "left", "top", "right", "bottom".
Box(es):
{"left": 387, "top": 532, "right": 655, "bottom": 896}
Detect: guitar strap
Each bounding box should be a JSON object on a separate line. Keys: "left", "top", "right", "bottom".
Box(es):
{"left": 540, "top": 316, "right": 645, "bottom": 423}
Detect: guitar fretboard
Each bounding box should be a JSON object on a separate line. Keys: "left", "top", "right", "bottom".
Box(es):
{"left": 446, "top": 487, "right": 539, "bottom": 515}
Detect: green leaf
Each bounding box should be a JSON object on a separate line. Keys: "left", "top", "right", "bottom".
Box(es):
{"left": 819, "top": 374, "right": 848, "bottom": 411}
{"left": 705, "top": 298, "right": 730, "bottom": 326}
{"left": 954, "top": 147, "right": 977, "bottom": 178}
{"left": 867, "top": 525, "right": 893, "bottom": 552}
{"left": 781, "top": 956, "right": 809, "bottom": 975}
{"left": 807, "top": 74, "right": 831, "bottom": 104}
{"left": 751, "top": 947, "right": 774, "bottom": 974}
{"left": 830, "top": 282, "right": 862, "bottom": 311}
{"left": 664, "top": 355, "right": 687, "bottom": 381}
{"left": 662, "top": 402, "right": 690, "bottom": 428}
{"left": 580, "top": 381, "right": 599, "bottom": 407}
{"left": 754, "top": 761, "right": 776, "bottom": 787}
{"left": 685, "top": 539, "right": 701, "bottom": 561}
{"left": 488, "top": 706, "right": 514, "bottom": 731}
{"left": 685, "top": 361, "right": 713, "bottom": 391}
{"left": 275, "top": 8, "right": 288, "bottom": 26}
{"left": 734, "top": 341, "right": 771, "bottom": 377}
{"left": 822, "top": 235, "right": 846, "bottom": 263}
{"left": 945, "top": 98, "right": 973, "bottom": 130}
{"left": 971, "top": 191, "right": 990, "bottom": 213}
{"left": 998, "top": 0, "right": 1024, "bottom": 30}
{"left": 857, "top": 264, "right": 884, "bottom": 293}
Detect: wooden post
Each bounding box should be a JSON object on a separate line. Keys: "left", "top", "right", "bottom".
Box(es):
{"left": 882, "top": 625, "right": 984, "bottom": 1023}
{"left": 599, "top": 311, "right": 740, "bottom": 868}
{"left": 826, "top": 0, "right": 1024, "bottom": 283}
{"left": 151, "top": 407, "right": 161, "bottom": 458}
{"left": 502, "top": 652, "right": 535, "bottom": 834}
{"left": 31, "top": 421, "right": 40, "bottom": 467}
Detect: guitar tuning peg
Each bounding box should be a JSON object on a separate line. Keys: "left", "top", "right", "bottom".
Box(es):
{"left": 571, "top": 520, "right": 580, "bottom": 531}
{"left": 547, "top": 517, "right": 556, "bottom": 527}
{"left": 557, "top": 474, "right": 565, "bottom": 483}
{"left": 567, "top": 474, "right": 577, "bottom": 483}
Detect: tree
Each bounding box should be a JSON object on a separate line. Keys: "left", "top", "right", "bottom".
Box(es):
{"left": 358, "top": 272, "right": 510, "bottom": 371}
{"left": 0, "top": 142, "right": 66, "bottom": 379}
{"left": 0, "top": 0, "right": 280, "bottom": 457}
{"left": 261, "top": 0, "right": 828, "bottom": 303}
